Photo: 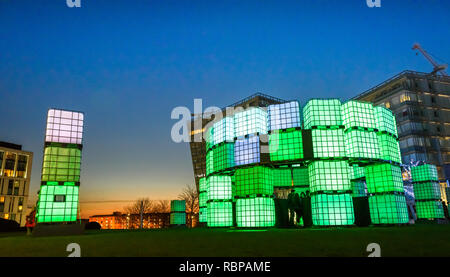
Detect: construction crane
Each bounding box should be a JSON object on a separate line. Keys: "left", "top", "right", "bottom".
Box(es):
{"left": 412, "top": 43, "right": 448, "bottom": 77}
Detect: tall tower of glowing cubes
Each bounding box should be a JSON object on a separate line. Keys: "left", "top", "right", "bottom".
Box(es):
{"left": 198, "top": 177, "right": 208, "bottom": 223}
{"left": 170, "top": 200, "right": 186, "bottom": 225}
{"left": 234, "top": 107, "right": 275, "bottom": 228}
{"left": 36, "top": 109, "right": 84, "bottom": 223}
{"left": 411, "top": 164, "right": 445, "bottom": 219}
{"left": 303, "top": 99, "right": 354, "bottom": 226}
{"left": 345, "top": 103, "right": 408, "bottom": 224}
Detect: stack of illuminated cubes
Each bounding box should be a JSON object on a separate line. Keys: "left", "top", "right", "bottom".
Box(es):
{"left": 170, "top": 200, "right": 186, "bottom": 225}
{"left": 411, "top": 164, "right": 444, "bottom": 219}
{"left": 203, "top": 98, "right": 414, "bottom": 228}
{"left": 36, "top": 109, "right": 84, "bottom": 223}
{"left": 198, "top": 177, "right": 208, "bottom": 223}
{"left": 303, "top": 99, "right": 354, "bottom": 226}
{"left": 356, "top": 103, "right": 408, "bottom": 224}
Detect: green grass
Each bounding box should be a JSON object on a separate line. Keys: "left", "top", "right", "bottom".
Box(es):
{"left": 1, "top": 224, "right": 450, "bottom": 257}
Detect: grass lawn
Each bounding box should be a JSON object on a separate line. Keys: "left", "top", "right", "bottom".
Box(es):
{"left": 0, "top": 224, "right": 449, "bottom": 257}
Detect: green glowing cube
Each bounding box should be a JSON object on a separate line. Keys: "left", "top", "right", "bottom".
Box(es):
{"left": 213, "top": 117, "right": 235, "bottom": 145}
{"left": 342, "top": 101, "right": 376, "bottom": 129}
{"left": 311, "top": 193, "right": 355, "bottom": 226}
{"left": 365, "top": 164, "right": 403, "bottom": 193}
{"left": 272, "top": 168, "right": 292, "bottom": 187}
{"left": 413, "top": 182, "right": 442, "bottom": 200}
{"left": 234, "top": 166, "right": 273, "bottom": 197}
{"left": 411, "top": 164, "right": 439, "bottom": 182}
{"left": 170, "top": 200, "right": 186, "bottom": 212}
{"left": 199, "top": 191, "right": 208, "bottom": 207}
{"left": 311, "top": 129, "right": 345, "bottom": 158}
{"left": 213, "top": 143, "right": 235, "bottom": 172}
{"left": 206, "top": 150, "right": 214, "bottom": 175}
{"left": 374, "top": 106, "right": 398, "bottom": 136}
{"left": 235, "top": 197, "right": 276, "bottom": 228}
{"left": 303, "top": 99, "right": 342, "bottom": 128}
{"left": 199, "top": 177, "right": 207, "bottom": 193}
{"left": 377, "top": 134, "right": 401, "bottom": 163}
{"left": 199, "top": 207, "right": 207, "bottom": 223}
{"left": 368, "top": 194, "right": 409, "bottom": 224}
{"left": 292, "top": 167, "right": 309, "bottom": 187}
{"left": 351, "top": 180, "right": 367, "bottom": 197}
{"left": 36, "top": 183, "right": 78, "bottom": 223}
{"left": 207, "top": 175, "right": 233, "bottom": 200}
{"left": 308, "top": 160, "right": 351, "bottom": 192}
{"left": 234, "top": 107, "right": 268, "bottom": 137}
{"left": 344, "top": 129, "right": 381, "bottom": 159}
{"left": 41, "top": 146, "right": 81, "bottom": 182}
{"left": 416, "top": 201, "right": 445, "bottom": 219}
{"left": 268, "top": 129, "right": 303, "bottom": 161}
{"left": 207, "top": 201, "right": 233, "bottom": 227}
{"left": 170, "top": 212, "right": 186, "bottom": 225}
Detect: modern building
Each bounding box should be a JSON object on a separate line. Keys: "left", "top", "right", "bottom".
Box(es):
{"left": 89, "top": 212, "right": 170, "bottom": 229}
{"left": 354, "top": 71, "right": 450, "bottom": 186}
{"left": 0, "top": 141, "right": 33, "bottom": 226}
{"left": 189, "top": 93, "right": 286, "bottom": 191}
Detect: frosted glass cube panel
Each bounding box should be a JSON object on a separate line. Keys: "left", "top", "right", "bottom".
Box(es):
{"left": 342, "top": 101, "right": 376, "bottom": 129}
{"left": 308, "top": 160, "right": 351, "bottom": 192}
{"left": 234, "top": 135, "right": 260, "bottom": 166}
{"left": 311, "top": 193, "right": 355, "bottom": 226}
{"left": 303, "top": 99, "right": 342, "bottom": 128}
{"left": 267, "top": 101, "right": 301, "bottom": 131}
{"left": 213, "top": 117, "right": 235, "bottom": 145}
{"left": 369, "top": 194, "right": 409, "bottom": 224}
{"left": 46, "top": 109, "right": 84, "bottom": 144}
{"left": 235, "top": 197, "right": 276, "bottom": 228}
{"left": 36, "top": 183, "right": 79, "bottom": 223}
{"left": 411, "top": 164, "right": 439, "bottom": 182}
{"left": 207, "top": 201, "right": 233, "bottom": 227}
{"left": 170, "top": 200, "right": 186, "bottom": 212}
{"left": 234, "top": 108, "right": 267, "bottom": 137}
{"left": 207, "top": 175, "right": 233, "bottom": 200}
{"left": 374, "top": 106, "right": 398, "bottom": 136}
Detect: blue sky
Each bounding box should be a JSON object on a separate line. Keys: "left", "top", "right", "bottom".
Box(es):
{"left": 0, "top": 0, "right": 449, "bottom": 216}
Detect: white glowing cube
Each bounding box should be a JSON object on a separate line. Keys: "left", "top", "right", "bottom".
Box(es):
{"left": 45, "top": 109, "right": 84, "bottom": 144}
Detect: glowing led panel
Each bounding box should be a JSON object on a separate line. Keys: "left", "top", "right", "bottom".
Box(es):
{"left": 365, "top": 164, "right": 403, "bottom": 193}
{"left": 45, "top": 109, "right": 84, "bottom": 144}
{"left": 416, "top": 201, "right": 445, "bottom": 219}
{"left": 170, "top": 200, "right": 186, "bottom": 212}
{"left": 344, "top": 129, "right": 380, "bottom": 159}
{"left": 205, "top": 127, "right": 214, "bottom": 151}
{"left": 234, "top": 166, "right": 273, "bottom": 197}
{"left": 267, "top": 101, "right": 301, "bottom": 131}
{"left": 303, "top": 99, "right": 342, "bottom": 128}
{"left": 413, "top": 182, "right": 442, "bottom": 200}
{"left": 36, "top": 183, "right": 78, "bottom": 223}
{"left": 268, "top": 129, "right": 303, "bottom": 161}
{"left": 199, "top": 207, "right": 207, "bottom": 223}
{"left": 311, "top": 193, "right": 354, "bottom": 226}
{"left": 234, "top": 135, "right": 260, "bottom": 166}
{"left": 311, "top": 129, "right": 345, "bottom": 158}
{"left": 207, "top": 201, "right": 233, "bottom": 227}
{"left": 41, "top": 146, "right": 81, "bottom": 182}
{"left": 369, "top": 194, "right": 409, "bottom": 224}
{"left": 293, "top": 167, "right": 309, "bottom": 187}
{"left": 207, "top": 175, "right": 233, "bottom": 200}
{"left": 213, "top": 117, "right": 235, "bottom": 145}
{"left": 342, "top": 101, "right": 376, "bottom": 129}
{"left": 377, "top": 134, "right": 401, "bottom": 163}
{"left": 235, "top": 197, "right": 275, "bottom": 228}
{"left": 170, "top": 213, "right": 186, "bottom": 225}
{"left": 351, "top": 180, "right": 367, "bottom": 197}
{"left": 234, "top": 108, "right": 267, "bottom": 137}
{"left": 308, "top": 161, "right": 351, "bottom": 192}
{"left": 374, "top": 106, "right": 398, "bottom": 136}
{"left": 411, "top": 164, "right": 439, "bottom": 182}
{"left": 206, "top": 150, "right": 214, "bottom": 175}
{"left": 213, "top": 143, "right": 235, "bottom": 172}
{"left": 272, "top": 168, "right": 292, "bottom": 187}
{"left": 350, "top": 165, "right": 365, "bottom": 180}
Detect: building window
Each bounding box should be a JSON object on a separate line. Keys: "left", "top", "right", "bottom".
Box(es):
{"left": 13, "top": 181, "right": 20, "bottom": 196}
{"left": 4, "top": 153, "right": 16, "bottom": 177}
{"left": 7, "top": 180, "right": 13, "bottom": 195}
{"left": 385, "top": 102, "right": 391, "bottom": 109}
{"left": 431, "top": 96, "right": 436, "bottom": 103}
{"left": 0, "top": 197, "right": 4, "bottom": 213}
{"left": 16, "top": 155, "right": 27, "bottom": 178}
{"left": 400, "top": 94, "right": 411, "bottom": 103}
{"left": 0, "top": 151, "right": 3, "bottom": 175}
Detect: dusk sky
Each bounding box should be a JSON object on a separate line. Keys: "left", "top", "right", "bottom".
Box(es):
{"left": 1, "top": 0, "right": 449, "bottom": 217}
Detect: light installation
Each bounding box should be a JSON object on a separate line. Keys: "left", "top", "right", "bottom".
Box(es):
{"left": 411, "top": 164, "right": 444, "bottom": 219}
{"left": 203, "top": 98, "right": 410, "bottom": 228}
{"left": 36, "top": 109, "right": 84, "bottom": 223}
{"left": 170, "top": 200, "right": 186, "bottom": 225}
{"left": 199, "top": 177, "right": 207, "bottom": 223}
